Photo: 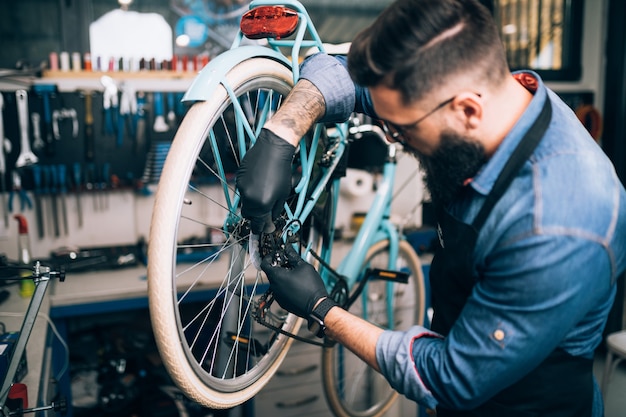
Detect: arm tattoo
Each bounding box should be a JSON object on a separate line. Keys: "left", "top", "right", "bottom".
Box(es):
{"left": 269, "top": 79, "right": 326, "bottom": 138}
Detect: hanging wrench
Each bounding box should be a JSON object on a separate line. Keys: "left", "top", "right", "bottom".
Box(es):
{"left": 0, "top": 93, "right": 12, "bottom": 227}
{"left": 31, "top": 112, "right": 45, "bottom": 151}
{"left": 15, "top": 90, "right": 38, "bottom": 168}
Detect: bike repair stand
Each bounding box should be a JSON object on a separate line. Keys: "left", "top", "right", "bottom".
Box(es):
{"left": 0, "top": 262, "right": 67, "bottom": 416}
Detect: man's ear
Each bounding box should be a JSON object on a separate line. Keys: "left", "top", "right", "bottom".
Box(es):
{"left": 452, "top": 92, "right": 483, "bottom": 129}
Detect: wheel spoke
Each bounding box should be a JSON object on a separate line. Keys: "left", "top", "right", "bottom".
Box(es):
{"left": 148, "top": 61, "right": 303, "bottom": 407}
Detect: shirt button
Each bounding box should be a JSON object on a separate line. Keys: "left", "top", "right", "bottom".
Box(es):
{"left": 493, "top": 329, "right": 505, "bottom": 341}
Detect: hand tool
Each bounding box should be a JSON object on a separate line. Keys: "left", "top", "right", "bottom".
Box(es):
{"left": 58, "top": 164, "right": 68, "bottom": 235}
{"left": 14, "top": 213, "right": 35, "bottom": 297}
{"left": 15, "top": 90, "right": 38, "bottom": 168}
{"left": 72, "top": 163, "right": 83, "bottom": 228}
{"left": 32, "top": 84, "right": 57, "bottom": 155}
{"left": 152, "top": 92, "right": 169, "bottom": 132}
{"left": 175, "top": 92, "right": 186, "bottom": 119}
{"left": 48, "top": 164, "right": 60, "bottom": 237}
{"left": 134, "top": 92, "right": 147, "bottom": 155}
{"left": 118, "top": 83, "right": 137, "bottom": 147}
{"left": 101, "top": 76, "right": 119, "bottom": 136}
{"left": 8, "top": 171, "right": 32, "bottom": 213}
{"left": 141, "top": 141, "right": 170, "bottom": 189}
{"left": 52, "top": 108, "right": 78, "bottom": 140}
{"left": 41, "top": 165, "right": 52, "bottom": 235}
{"left": 166, "top": 92, "right": 176, "bottom": 128}
{"left": 83, "top": 92, "right": 95, "bottom": 161}
{"left": 30, "top": 165, "right": 45, "bottom": 239}
{"left": 117, "top": 96, "right": 126, "bottom": 147}
{"left": 31, "top": 112, "right": 45, "bottom": 151}
{"left": 85, "top": 162, "right": 97, "bottom": 211}
{"left": 0, "top": 93, "right": 10, "bottom": 227}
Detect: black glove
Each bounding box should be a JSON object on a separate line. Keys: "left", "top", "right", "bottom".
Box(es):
{"left": 236, "top": 128, "right": 296, "bottom": 234}
{"left": 261, "top": 245, "right": 329, "bottom": 318}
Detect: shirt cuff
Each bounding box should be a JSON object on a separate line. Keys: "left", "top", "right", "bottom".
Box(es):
{"left": 376, "top": 326, "right": 441, "bottom": 410}
{"left": 300, "top": 53, "right": 356, "bottom": 122}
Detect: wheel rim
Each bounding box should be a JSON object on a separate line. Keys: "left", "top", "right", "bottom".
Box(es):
{"left": 151, "top": 72, "right": 303, "bottom": 396}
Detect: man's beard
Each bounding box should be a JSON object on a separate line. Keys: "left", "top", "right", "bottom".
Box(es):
{"left": 409, "top": 130, "right": 487, "bottom": 206}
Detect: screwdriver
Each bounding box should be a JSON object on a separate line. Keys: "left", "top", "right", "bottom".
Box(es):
{"left": 58, "top": 164, "right": 68, "bottom": 235}
{"left": 31, "top": 165, "right": 45, "bottom": 239}
{"left": 48, "top": 164, "right": 60, "bottom": 237}
{"left": 73, "top": 163, "right": 83, "bottom": 227}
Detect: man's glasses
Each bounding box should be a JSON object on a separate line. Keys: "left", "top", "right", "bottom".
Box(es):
{"left": 380, "top": 96, "right": 456, "bottom": 144}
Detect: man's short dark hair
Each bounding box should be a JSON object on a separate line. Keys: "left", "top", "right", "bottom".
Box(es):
{"left": 348, "top": 0, "right": 509, "bottom": 104}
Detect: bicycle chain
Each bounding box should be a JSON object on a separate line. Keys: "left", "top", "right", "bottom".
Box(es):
{"left": 252, "top": 290, "right": 336, "bottom": 348}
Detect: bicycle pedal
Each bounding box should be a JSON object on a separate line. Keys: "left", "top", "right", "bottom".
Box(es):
{"left": 366, "top": 268, "right": 409, "bottom": 284}
{"left": 224, "top": 332, "right": 268, "bottom": 356}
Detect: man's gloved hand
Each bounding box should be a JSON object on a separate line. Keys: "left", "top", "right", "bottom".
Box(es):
{"left": 261, "top": 245, "right": 329, "bottom": 318}
{"left": 236, "top": 128, "right": 296, "bottom": 234}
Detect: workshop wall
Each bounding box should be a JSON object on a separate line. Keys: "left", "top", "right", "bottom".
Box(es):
{"left": 0, "top": 0, "right": 188, "bottom": 264}
{"left": 0, "top": 0, "right": 425, "bottom": 268}
{"left": 0, "top": 0, "right": 177, "bottom": 70}
{"left": 0, "top": 0, "right": 609, "bottom": 267}
{"left": 0, "top": 85, "right": 183, "bottom": 262}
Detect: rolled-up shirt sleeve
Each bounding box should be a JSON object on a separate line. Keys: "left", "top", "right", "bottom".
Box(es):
{"left": 376, "top": 326, "right": 441, "bottom": 410}
{"left": 299, "top": 53, "right": 376, "bottom": 122}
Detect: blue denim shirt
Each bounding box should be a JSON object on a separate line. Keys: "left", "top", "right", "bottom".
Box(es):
{"left": 301, "top": 53, "right": 626, "bottom": 414}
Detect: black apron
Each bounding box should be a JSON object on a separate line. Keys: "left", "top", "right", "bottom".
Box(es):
{"left": 429, "top": 99, "right": 593, "bottom": 417}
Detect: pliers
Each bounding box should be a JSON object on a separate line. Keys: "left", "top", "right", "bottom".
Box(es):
{"left": 8, "top": 170, "right": 32, "bottom": 212}
{"left": 118, "top": 83, "right": 137, "bottom": 147}
{"left": 102, "top": 76, "right": 119, "bottom": 136}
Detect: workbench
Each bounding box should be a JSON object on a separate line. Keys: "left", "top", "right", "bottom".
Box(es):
{"left": 0, "top": 266, "right": 153, "bottom": 416}
{"left": 4, "top": 264, "right": 250, "bottom": 417}
{"left": 47, "top": 266, "right": 158, "bottom": 417}
{"left": 51, "top": 265, "right": 239, "bottom": 417}
{"left": 0, "top": 266, "right": 187, "bottom": 416}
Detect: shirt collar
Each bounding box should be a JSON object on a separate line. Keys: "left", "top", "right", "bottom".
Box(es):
{"left": 469, "top": 70, "right": 549, "bottom": 196}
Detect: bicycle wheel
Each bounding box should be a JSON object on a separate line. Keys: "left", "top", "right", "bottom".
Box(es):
{"left": 322, "top": 239, "right": 425, "bottom": 417}
{"left": 148, "top": 57, "right": 305, "bottom": 409}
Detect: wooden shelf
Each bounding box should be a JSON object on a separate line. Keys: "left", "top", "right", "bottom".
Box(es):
{"left": 42, "top": 70, "right": 197, "bottom": 80}
{"left": 34, "top": 70, "right": 198, "bottom": 93}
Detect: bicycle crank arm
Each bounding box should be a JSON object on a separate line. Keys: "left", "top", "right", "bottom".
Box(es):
{"left": 252, "top": 289, "right": 334, "bottom": 347}
{"left": 8, "top": 397, "right": 67, "bottom": 416}
{"left": 253, "top": 313, "right": 335, "bottom": 348}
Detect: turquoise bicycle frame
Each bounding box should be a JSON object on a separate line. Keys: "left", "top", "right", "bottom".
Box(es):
{"left": 182, "top": 0, "right": 403, "bottom": 320}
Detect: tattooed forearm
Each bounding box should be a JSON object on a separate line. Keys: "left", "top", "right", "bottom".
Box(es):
{"left": 265, "top": 79, "right": 326, "bottom": 146}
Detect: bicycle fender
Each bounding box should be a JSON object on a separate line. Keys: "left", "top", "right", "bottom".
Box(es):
{"left": 182, "top": 46, "right": 293, "bottom": 102}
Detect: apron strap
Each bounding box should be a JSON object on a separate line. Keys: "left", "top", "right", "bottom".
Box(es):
{"left": 472, "top": 98, "right": 552, "bottom": 230}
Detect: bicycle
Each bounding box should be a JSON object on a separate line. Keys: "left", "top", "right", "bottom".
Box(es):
{"left": 0, "top": 262, "right": 67, "bottom": 417}
{"left": 147, "top": 1, "right": 426, "bottom": 416}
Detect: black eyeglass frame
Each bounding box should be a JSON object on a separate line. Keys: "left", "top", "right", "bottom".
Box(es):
{"left": 379, "top": 96, "right": 456, "bottom": 144}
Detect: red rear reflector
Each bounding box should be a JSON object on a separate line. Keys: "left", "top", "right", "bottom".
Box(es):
{"left": 240, "top": 6, "right": 299, "bottom": 40}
